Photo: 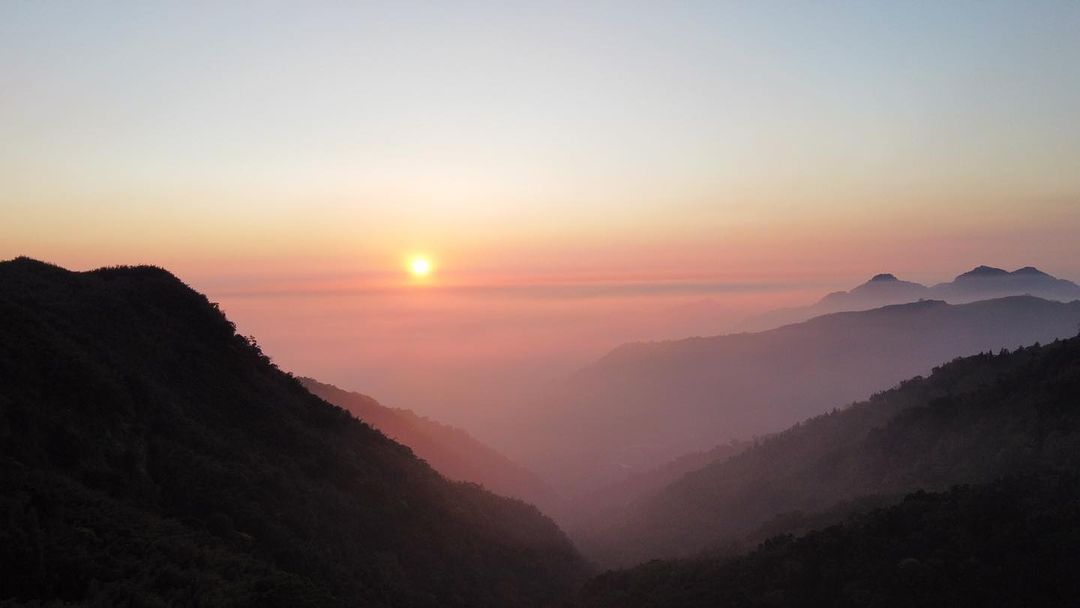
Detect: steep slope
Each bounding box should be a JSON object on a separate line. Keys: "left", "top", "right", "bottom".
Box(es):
{"left": 300, "top": 378, "right": 556, "bottom": 509}
{"left": 580, "top": 336, "right": 1080, "bottom": 565}
{"left": 520, "top": 296, "right": 1080, "bottom": 492}
{"left": 0, "top": 258, "right": 585, "bottom": 607}
{"left": 575, "top": 473, "right": 1080, "bottom": 608}
{"left": 743, "top": 265, "right": 1080, "bottom": 331}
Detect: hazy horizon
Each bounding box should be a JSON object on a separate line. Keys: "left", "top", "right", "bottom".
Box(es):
{"left": 4, "top": 0, "right": 1080, "bottom": 448}
{"left": 6, "top": 254, "right": 1079, "bottom": 446}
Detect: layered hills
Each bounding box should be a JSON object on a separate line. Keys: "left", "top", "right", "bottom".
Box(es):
{"left": 577, "top": 335, "right": 1080, "bottom": 566}
{"left": 743, "top": 265, "right": 1080, "bottom": 331}
{"left": 519, "top": 296, "right": 1080, "bottom": 492}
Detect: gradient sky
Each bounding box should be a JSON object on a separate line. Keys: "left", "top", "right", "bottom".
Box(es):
{"left": 3, "top": 2, "right": 1080, "bottom": 433}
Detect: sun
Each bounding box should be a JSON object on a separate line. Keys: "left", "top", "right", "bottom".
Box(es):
{"left": 408, "top": 256, "right": 433, "bottom": 278}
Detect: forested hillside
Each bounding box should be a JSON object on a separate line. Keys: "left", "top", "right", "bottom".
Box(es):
{"left": 0, "top": 258, "right": 585, "bottom": 607}
{"left": 581, "top": 335, "right": 1080, "bottom": 565}
{"left": 574, "top": 473, "right": 1080, "bottom": 608}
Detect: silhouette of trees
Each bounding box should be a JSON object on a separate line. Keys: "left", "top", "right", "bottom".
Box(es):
{"left": 576, "top": 473, "right": 1080, "bottom": 608}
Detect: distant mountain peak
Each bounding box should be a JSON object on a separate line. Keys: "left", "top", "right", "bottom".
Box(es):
{"left": 826, "top": 273, "right": 925, "bottom": 300}
{"left": 957, "top": 265, "right": 1009, "bottom": 279}
{"left": 869, "top": 273, "right": 898, "bottom": 282}
{"left": 742, "top": 264, "right": 1080, "bottom": 332}
{"left": 1013, "top": 266, "right": 1049, "bottom": 276}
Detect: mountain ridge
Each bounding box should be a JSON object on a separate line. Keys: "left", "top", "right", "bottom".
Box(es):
{"left": 518, "top": 294, "right": 1080, "bottom": 494}
{"left": 300, "top": 377, "right": 557, "bottom": 509}
{"left": 742, "top": 265, "right": 1080, "bottom": 331}
{"left": 576, "top": 335, "right": 1080, "bottom": 566}
{"left": 0, "top": 257, "right": 586, "bottom": 607}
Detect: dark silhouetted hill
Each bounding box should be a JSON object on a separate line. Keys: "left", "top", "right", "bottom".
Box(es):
{"left": 577, "top": 336, "right": 1080, "bottom": 566}
{"left": 300, "top": 377, "right": 557, "bottom": 509}
{"left": 574, "top": 473, "right": 1080, "bottom": 608}
{"left": 518, "top": 296, "right": 1080, "bottom": 493}
{"left": 743, "top": 265, "right": 1080, "bottom": 330}
{"left": 0, "top": 257, "right": 585, "bottom": 607}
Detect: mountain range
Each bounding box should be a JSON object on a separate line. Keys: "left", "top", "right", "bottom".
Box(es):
{"left": 574, "top": 335, "right": 1080, "bottom": 566}
{"left": 0, "top": 258, "right": 585, "bottom": 607}
{"left": 7, "top": 255, "right": 1080, "bottom": 606}
{"left": 570, "top": 335, "right": 1080, "bottom": 606}
{"left": 516, "top": 295, "right": 1080, "bottom": 493}
{"left": 742, "top": 265, "right": 1080, "bottom": 331}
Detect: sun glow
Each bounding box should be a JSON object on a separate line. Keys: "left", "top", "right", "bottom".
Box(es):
{"left": 409, "top": 256, "right": 433, "bottom": 278}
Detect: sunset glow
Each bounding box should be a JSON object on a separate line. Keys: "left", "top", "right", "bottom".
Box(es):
{"left": 410, "top": 257, "right": 433, "bottom": 278}
{"left": 2, "top": 1, "right": 1079, "bottom": 434}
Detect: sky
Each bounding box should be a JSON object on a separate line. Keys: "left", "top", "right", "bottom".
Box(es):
{"left": 3, "top": 1, "right": 1080, "bottom": 436}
